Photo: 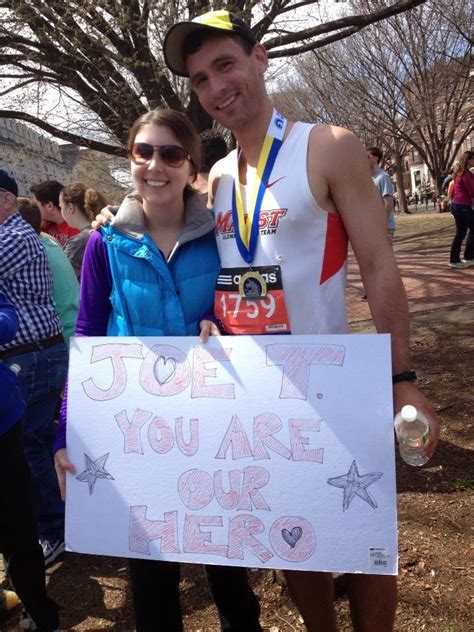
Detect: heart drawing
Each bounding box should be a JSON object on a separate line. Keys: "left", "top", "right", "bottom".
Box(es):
{"left": 154, "top": 355, "right": 177, "bottom": 385}
{"left": 282, "top": 526, "right": 303, "bottom": 548}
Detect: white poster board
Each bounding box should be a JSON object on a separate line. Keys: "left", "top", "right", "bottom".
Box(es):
{"left": 66, "top": 334, "right": 397, "bottom": 575}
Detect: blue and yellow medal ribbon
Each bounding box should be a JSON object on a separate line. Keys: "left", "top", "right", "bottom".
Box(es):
{"left": 231, "top": 110, "right": 287, "bottom": 263}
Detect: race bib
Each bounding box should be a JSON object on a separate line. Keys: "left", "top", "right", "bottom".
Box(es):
{"left": 214, "top": 266, "right": 291, "bottom": 335}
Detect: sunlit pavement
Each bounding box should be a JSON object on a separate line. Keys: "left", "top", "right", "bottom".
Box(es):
{"left": 347, "top": 251, "right": 473, "bottom": 323}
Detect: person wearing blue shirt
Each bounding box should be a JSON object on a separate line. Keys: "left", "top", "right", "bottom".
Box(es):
{"left": 0, "top": 290, "right": 59, "bottom": 632}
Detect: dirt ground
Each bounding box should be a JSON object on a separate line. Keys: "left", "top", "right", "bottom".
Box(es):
{"left": 2, "top": 211, "right": 473, "bottom": 631}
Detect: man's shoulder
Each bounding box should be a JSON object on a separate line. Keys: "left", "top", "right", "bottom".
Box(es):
{"left": 307, "top": 124, "right": 367, "bottom": 183}
{"left": 1, "top": 213, "right": 39, "bottom": 244}
{"left": 373, "top": 167, "right": 392, "bottom": 184}
{"left": 308, "top": 124, "right": 364, "bottom": 161}
{"left": 373, "top": 167, "right": 394, "bottom": 197}
{"left": 1, "top": 212, "right": 26, "bottom": 230}
{"left": 210, "top": 148, "right": 237, "bottom": 177}
{"left": 309, "top": 123, "right": 358, "bottom": 143}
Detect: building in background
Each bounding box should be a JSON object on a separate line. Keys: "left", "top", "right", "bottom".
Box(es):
{"left": 0, "top": 119, "right": 127, "bottom": 202}
{"left": 0, "top": 119, "right": 69, "bottom": 194}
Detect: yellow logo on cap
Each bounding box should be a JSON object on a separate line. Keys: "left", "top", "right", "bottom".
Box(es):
{"left": 193, "top": 10, "right": 233, "bottom": 31}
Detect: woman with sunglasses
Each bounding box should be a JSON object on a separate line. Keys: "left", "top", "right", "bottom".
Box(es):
{"left": 53, "top": 108, "right": 261, "bottom": 632}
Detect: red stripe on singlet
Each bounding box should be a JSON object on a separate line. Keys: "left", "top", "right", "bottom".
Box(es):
{"left": 320, "top": 213, "right": 348, "bottom": 285}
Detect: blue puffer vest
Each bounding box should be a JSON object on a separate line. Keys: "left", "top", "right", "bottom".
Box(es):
{"left": 101, "top": 192, "right": 220, "bottom": 337}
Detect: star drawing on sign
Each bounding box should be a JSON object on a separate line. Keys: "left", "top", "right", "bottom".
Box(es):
{"left": 76, "top": 452, "right": 114, "bottom": 495}
{"left": 327, "top": 460, "right": 383, "bottom": 511}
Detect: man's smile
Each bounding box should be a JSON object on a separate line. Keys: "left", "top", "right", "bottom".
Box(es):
{"left": 216, "top": 94, "right": 238, "bottom": 111}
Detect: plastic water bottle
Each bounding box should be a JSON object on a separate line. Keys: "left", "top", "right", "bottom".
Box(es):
{"left": 394, "top": 405, "right": 430, "bottom": 466}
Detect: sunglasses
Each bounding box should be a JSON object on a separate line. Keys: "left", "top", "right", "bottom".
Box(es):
{"left": 130, "top": 143, "right": 190, "bottom": 167}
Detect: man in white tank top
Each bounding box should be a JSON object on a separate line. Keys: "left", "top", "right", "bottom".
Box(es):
{"left": 164, "top": 10, "right": 440, "bottom": 631}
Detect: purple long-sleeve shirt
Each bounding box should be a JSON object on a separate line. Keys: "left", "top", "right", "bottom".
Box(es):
{"left": 54, "top": 231, "right": 112, "bottom": 452}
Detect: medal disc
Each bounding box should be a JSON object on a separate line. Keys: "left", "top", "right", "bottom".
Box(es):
{"left": 238, "top": 270, "right": 268, "bottom": 299}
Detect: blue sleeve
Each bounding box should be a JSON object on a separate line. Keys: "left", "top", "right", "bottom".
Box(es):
{"left": 0, "top": 292, "right": 19, "bottom": 345}
{"left": 380, "top": 172, "right": 394, "bottom": 198}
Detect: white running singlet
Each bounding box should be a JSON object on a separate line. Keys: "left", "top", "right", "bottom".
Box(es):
{"left": 213, "top": 122, "right": 349, "bottom": 335}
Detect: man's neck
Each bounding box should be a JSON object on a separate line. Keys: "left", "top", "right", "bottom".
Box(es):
{"left": 0, "top": 207, "right": 17, "bottom": 225}
{"left": 233, "top": 102, "right": 274, "bottom": 167}
{"left": 45, "top": 208, "right": 64, "bottom": 225}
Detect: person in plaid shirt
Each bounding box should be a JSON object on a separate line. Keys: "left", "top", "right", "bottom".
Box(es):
{"left": 0, "top": 169, "right": 68, "bottom": 567}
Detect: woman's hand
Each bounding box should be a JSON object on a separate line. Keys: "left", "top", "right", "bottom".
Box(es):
{"left": 90, "top": 205, "right": 118, "bottom": 231}
{"left": 54, "top": 448, "right": 77, "bottom": 501}
{"left": 199, "top": 319, "right": 222, "bottom": 342}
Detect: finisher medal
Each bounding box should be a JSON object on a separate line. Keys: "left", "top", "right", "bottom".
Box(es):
{"left": 238, "top": 270, "right": 268, "bottom": 299}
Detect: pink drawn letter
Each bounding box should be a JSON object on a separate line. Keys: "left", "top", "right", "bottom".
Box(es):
{"left": 253, "top": 413, "right": 292, "bottom": 460}
{"left": 269, "top": 516, "right": 316, "bottom": 562}
{"left": 214, "top": 470, "right": 241, "bottom": 510}
{"left": 139, "top": 344, "right": 191, "bottom": 396}
{"left": 148, "top": 417, "right": 174, "bottom": 454}
{"left": 266, "top": 344, "right": 346, "bottom": 400}
{"left": 191, "top": 346, "right": 235, "bottom": 399}
{"left": 215, "top": 415, "right": 254, "bottom": 460}
{"left": 115, "top": 408, "right": 152, "bottom": 454}
{"left": 183, "top": 515, "right": 228, "bottom": 556}
{"left": 82, "top": 343, "right": 143, "bottom": 400}
{"left": 228, "top": 515, "right": 273, "bottom": 562}
{"left": 289, "top": 419, "right": 324, "bottom": 462}
{"left": 175, "top": 417, "right": 199, "bottom": 456}
{"left": 237, "top": 466, "right": 271, "bottom": 511}
{"left": 129, "top": 506, "right": 179, "bottom": 554}
{"left": 178, "top": 469, "right": 214, "bottom": 510}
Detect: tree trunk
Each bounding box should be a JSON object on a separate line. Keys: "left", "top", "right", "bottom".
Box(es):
{"left": 186, "top": 92, "right": 215, "bottom": 133}
{"left": 393, "top": 148, "right": 410, "bottom": 214}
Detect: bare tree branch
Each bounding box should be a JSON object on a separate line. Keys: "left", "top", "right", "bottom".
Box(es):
{"left": 0, "top": 109, "right": 126, "bottom": 155}
{"left": 0, "top": 0, "right": 430, "bottom": 153}
{"left": 263, "top": 0, "right": 427, "bottom": 55}
{"left": 273, "top": 0, "right": 473, "bottom": 197}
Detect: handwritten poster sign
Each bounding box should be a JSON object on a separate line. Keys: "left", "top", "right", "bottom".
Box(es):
{"left": 66, "top": 334, "right": 397, "bottom": 575}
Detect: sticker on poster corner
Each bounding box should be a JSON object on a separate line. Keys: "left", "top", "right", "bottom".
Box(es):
{"left": 369, "top": 547, "right": 392, "bottom": 570}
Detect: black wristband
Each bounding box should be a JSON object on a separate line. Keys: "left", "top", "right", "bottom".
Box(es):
{"left": 392, "top": 370, "right": 417, "bottom": 384}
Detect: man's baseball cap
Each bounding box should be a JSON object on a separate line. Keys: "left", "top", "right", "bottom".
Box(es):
{"left": 0, "top": 169, "right": 18, "bottom": 196}
{"left": 163, "top": 9, "right": 256, "bottom": 77}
